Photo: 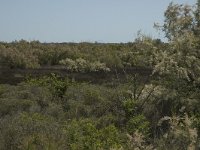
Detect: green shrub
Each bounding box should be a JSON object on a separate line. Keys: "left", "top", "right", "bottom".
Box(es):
{"left": 0, "top": 113, "right": 68, "bottom": 150}
{"left": 63, "top": 119, "right": 124, "bottom": 150}
{"left": 26, "top": 74, "right": 70, "bottom": 98}
{"left": 126, "top": 115, "right": 150, "bottom": 136}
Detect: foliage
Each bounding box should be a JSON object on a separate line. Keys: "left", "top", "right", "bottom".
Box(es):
{"left": 63, "top": 119, "right": 124, "bottom": 150}
{"left": 123, "top": 99, "right": 150, "bottom": 136}
{"left": 26, "top": 73, "right": 70, "bottom": 98}
{"left": 0, "top": 113, "right": 68, "bottom": 150}
{"left": 0, "top": 40, "right": 161, "bottom": 69}
{"left": 156, "top": 114, "right": 198, "bottom": 150}
{"left": 59, "top": 58, "right": 110, "bottom": 72}
{"left": 1, "top": 0, "right": 200, "bottom": 149}
{"left": 0, "top": 44, "right": 39, "bottom": 68}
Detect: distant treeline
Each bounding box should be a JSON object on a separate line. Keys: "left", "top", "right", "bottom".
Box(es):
{"left": 0, "top": 39, "right": 164, "bottom": 71}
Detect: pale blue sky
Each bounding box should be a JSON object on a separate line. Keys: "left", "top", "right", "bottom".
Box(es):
{"left": 0, "top": 0, "right": 196, "bottom": 43}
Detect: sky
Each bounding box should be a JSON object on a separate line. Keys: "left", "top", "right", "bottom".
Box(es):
{"left": 0, "top": 0, "right": 197, "bottom": 43}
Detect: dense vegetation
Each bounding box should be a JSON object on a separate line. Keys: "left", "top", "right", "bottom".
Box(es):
{"left": 0, "top": 38, "right": 163, "bottom": 70}
{"left": 1, "top": 1, "right": 200, "bottom": 149}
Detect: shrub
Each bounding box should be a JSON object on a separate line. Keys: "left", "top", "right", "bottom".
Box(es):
{"left": 63, "top": 119, "right": 124, "bottom": 150}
